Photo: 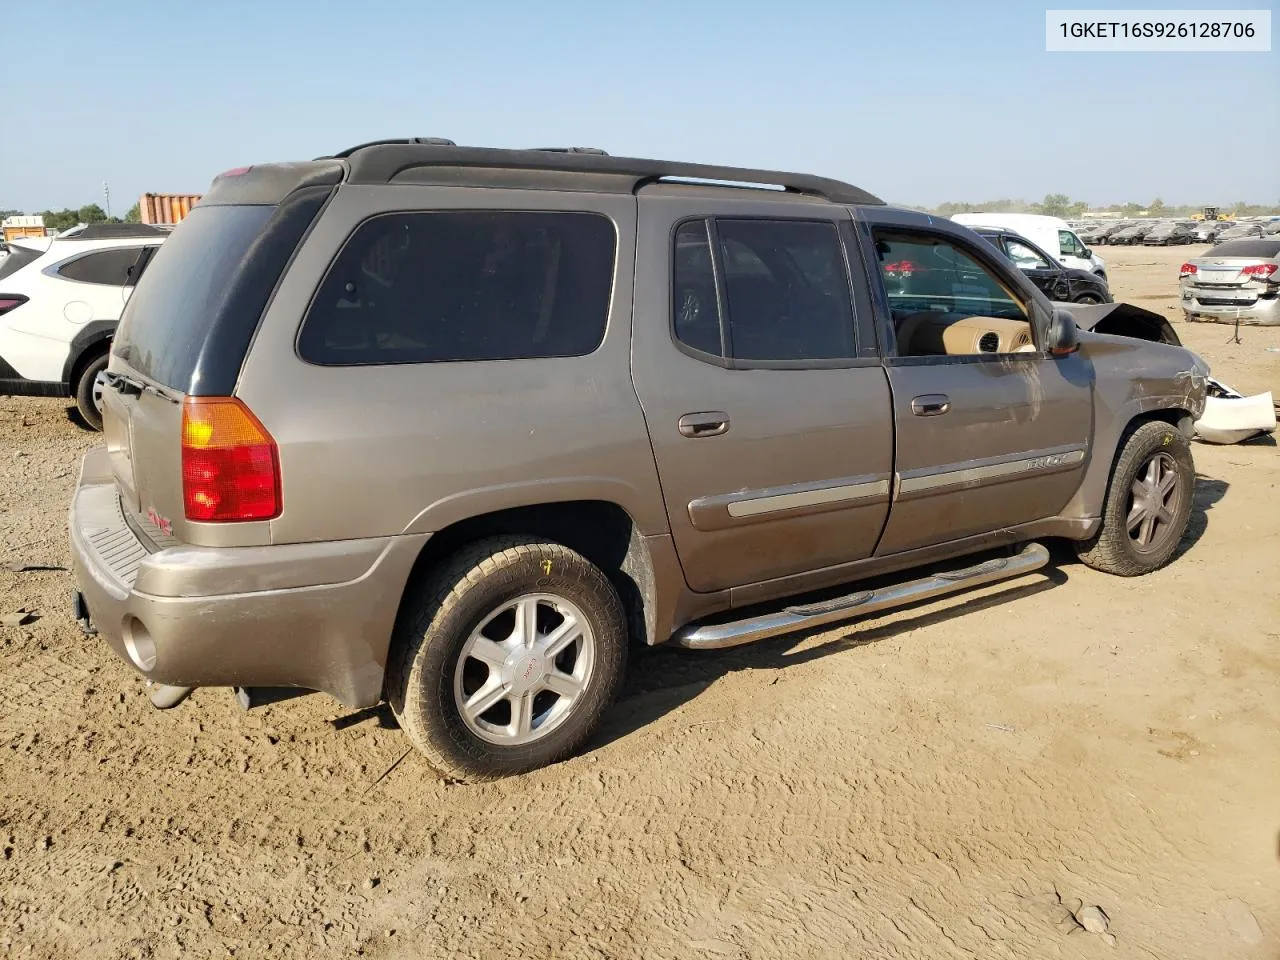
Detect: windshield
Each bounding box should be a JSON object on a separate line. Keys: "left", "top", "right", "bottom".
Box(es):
{"left": 113, "top": 204, "right": 274, "bottom": 390}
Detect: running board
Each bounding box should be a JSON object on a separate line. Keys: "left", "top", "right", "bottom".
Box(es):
{"left": 674, "top": 542, "right": 1051, "bottom": 650}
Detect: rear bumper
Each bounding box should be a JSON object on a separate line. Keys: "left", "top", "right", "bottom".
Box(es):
{"left": 1181, "top": 293, "right": 1280, "bottom": 326}
{"left": 68, "top": 447, "right": 427, "bottom": 707}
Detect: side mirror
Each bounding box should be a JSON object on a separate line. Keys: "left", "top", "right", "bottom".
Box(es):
{"left": 1081, "top": 246, "right": 1092, "bottom": 258}
{"left": 1048, "top": 309, "right": 1079, "bottom": 356}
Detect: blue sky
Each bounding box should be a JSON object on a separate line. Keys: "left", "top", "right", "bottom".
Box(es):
{"left": 3, "top": 0, "right": 1276, "bottom": 212}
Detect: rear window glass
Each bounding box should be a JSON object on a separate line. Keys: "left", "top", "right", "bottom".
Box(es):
{"left": 0, "top": 245, "right": 43, "bottom": 283}
{"left": 113, "top": 205, "right": 274, "bottom": 389}
{"left": 57, "top": 247, "right": 147, "bottom": 286}
{"left": 1207, "top": 240, "right": 1280, "bottom": 259}
{"left": 298, "top": 211, "right": 616, "bottom": 365}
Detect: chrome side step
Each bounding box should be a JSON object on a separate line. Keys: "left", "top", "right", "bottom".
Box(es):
{"left": 674, "top": 542, "right": 1051, "bottom": 650}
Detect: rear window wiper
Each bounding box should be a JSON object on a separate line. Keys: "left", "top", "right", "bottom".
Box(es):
{"left": 102, "top": 370, "right": 179, "bottom": 404}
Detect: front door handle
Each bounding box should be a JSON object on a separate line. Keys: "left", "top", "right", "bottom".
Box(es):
{"left": 678, "top": 411, "right": 730, "bottom": 438}
{"left": 910, "top": 394, "right": 951, "bottom": 417}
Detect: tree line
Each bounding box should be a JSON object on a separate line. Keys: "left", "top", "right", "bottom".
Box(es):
{"left": 0, "top": 203, "right": 142, "bottom": 232}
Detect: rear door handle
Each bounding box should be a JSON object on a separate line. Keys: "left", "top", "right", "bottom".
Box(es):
{"left": 910, "top": 394, "right": 951, "bottom": 417}
{"left": 678, "top": 411, "right": 730, "bottom": 438}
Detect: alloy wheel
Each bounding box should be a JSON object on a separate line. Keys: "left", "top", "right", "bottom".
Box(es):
{"left": 92, "top": 370, "right": 108, "bottom": 416}
{"left": 453, "top": 594, "right": 595, "bottom": 746}
{"left": 1126, "top": 452, "right": 1182, "bottom": 552}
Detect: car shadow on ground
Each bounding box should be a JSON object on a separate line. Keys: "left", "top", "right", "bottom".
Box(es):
{"left": 63, "top": 405, "right": 94, "bottom": 431}
{"left": 1176, "top": 473, "right": 1228, "bottom": 559}
{"left": 597, "top": 472, "right": 1232, "bottom": 752}
{"left": 593, "top": 560, "right": 1069, "bottom": 753}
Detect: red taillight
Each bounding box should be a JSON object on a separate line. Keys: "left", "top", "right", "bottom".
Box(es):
{"left": 181, "top": 398, "right": 281, "bottom": 522}
{"left": 1241, "top": 263, "right": 1278, "bottom": 279}
{"left": 1179, "top": 263, "right": 1197, "bottom": 278}
{"left": 0, "top": 295, "right": 28, "bottom": 315}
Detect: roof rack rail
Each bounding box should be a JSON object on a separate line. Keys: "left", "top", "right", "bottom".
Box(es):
{"left": 530, "top": 147, "right": 610, "bottom": 155}
{"left": 321, "top": 137, "right": 457, "bottom": 160}
{"left": 343, "top": 144, "right": 883, "bottom": 205}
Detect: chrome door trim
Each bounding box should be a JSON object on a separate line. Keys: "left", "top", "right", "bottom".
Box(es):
{"left": 689, "top": 474, "right": 892, "bottom": 531}
{"left": 896, "top": 446, "right": 1086, "bottom": 499}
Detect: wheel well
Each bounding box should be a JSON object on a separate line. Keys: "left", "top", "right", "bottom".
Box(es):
{"left": 1136, "top": 407, "right": 1194, "bottom": 435}
{"left": 1115, "top": 408, "right": 1195, "bottom": 460}
{"left": 400, "top": 501, "right": 656, "bottom": 647}
{"left": 67, "top": 337, "right": 110, "bottom": 391}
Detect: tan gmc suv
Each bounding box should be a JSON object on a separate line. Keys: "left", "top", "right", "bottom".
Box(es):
{"left": 69, "top": 140, "right": 1209, "bottom": 780}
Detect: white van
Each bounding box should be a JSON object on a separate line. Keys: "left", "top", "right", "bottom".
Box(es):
{"left": 950, "top": 213, "right": 1107, "bottom": 280}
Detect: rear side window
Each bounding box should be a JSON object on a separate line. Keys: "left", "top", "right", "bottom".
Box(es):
{"left": 56, "top": 248, "right": 148, "bottom": 286}
{"left": 671, "top": 218, "right": 857, "bottom": 364}
{"left": 0, "top": 246, "right": 43, "bottom": 283}
{"left": 298, "top": 211, "right": 616, "bottom": 365}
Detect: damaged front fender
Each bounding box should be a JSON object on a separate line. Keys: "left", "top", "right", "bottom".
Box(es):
{"left": 1064, "top": 301, "right": 1274, "bottom": 444}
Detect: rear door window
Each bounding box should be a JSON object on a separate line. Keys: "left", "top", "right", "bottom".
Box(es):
{"left": 298, "top": 211, "right": 616, "bottom": 365}
{"left": 57, "top": 248, "right": 147, "bottom": 286}
{"left": 715, "top": 219, "right": 856, "bottom": 362}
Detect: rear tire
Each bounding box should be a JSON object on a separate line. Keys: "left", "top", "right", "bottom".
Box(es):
{"left": 1074, "top": 293, "right": 1103, "bottom": 305}
{"left": 388, "top": 537, "right": 628, "bottom": 781}
{"left": 74, "top": 353, "right": 109, "bottom": 432}
{"left": 1075, "top": 421, "right": 1194, "bottom": 576}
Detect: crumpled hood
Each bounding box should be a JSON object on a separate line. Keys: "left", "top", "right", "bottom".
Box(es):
{"left": 1058, "top": 301, "right": 1182, "bottom": 346}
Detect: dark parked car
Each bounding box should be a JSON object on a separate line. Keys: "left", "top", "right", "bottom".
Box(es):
{"left": 1109, "top": 222, "right": 1157, "bottom": 245}
{"left": 1144, "top": 222, "right": 1196, "bottom": 246}
{"left": 971, "top": 227, "right": 1112, "bottom": 304}
{"left": 1215, "top": 222, "right": 1266, "bottom": 242}
{"left": 1088, "top": 222, "right": 1132, "bottom": 245}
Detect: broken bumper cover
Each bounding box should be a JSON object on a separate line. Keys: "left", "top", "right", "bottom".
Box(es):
{"left": 67, "top": 447, "right": 427, "bottom": 707}
{"left": 1194, "top": 380, "right": 1278, "bottom": 445}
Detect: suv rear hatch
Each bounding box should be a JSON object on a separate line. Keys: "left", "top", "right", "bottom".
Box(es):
{"left": 103, "top": 162, "right": 341, "bottom": 547}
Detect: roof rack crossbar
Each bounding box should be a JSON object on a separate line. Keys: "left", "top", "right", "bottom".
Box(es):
{"left": 342, "top": 144, "right": 883, "bottom": 205}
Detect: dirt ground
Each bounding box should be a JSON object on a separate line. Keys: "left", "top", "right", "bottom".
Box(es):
{"left": 1, "top": 243, "right": 1277, "bottom": 960}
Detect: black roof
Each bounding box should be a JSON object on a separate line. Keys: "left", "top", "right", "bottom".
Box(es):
{"left": 336, "top": 141, "right": 884, "bottom": 205}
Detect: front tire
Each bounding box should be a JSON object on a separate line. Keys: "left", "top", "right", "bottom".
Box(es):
{"left": 1074, "top": 292, "right": 1103, "bottom": 305}
{"left": 74, "top": 353, "right": 109, "bottom": 432}
{"left": 1075, "top": 421, "right": 1194, "bottom": 576}
{"left": 388, "top": 537, "right": 628, "bottom": 781}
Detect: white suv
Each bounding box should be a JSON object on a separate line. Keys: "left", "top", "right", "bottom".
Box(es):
{"left": 0, "top": 223, "right": 169, "bottom": 429}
